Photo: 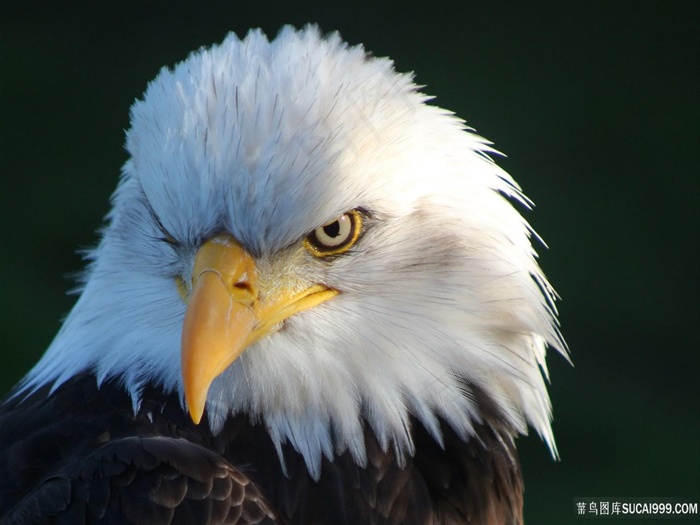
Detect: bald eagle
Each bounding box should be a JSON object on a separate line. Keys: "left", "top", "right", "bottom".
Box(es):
{"left": 0, "top": 26, "right": 565, "bottom": 524}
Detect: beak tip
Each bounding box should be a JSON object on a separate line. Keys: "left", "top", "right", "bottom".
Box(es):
{"left": 187, "top": 400, "right": 205, "bottom": 425}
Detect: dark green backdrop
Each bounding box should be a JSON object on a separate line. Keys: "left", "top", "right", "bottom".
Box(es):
{"left": 1, "top": 2, "right": 698, "bottom": 523}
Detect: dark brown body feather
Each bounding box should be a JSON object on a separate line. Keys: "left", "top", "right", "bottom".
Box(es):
{"left": 0, "top": 374, "right": 523, "bottom": 524}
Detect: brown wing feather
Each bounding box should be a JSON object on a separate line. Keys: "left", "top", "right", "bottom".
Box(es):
{"left": 0, "top": 377, "right": 276, "bottom": 525}
{"left": 1, "top": 374, "right": 523, "bottom": 525}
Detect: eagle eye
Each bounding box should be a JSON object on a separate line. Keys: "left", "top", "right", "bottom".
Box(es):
{"left": 304, "top": 209, "right": 363, "bottom": 257}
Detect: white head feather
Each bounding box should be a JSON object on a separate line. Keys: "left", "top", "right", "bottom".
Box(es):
{"left": 21, "top": 26, "right": 565, "bottom": 479}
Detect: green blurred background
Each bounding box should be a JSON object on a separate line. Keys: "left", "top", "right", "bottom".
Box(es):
{"left": 1, "top": 2, "right": 698, "bottom": 522}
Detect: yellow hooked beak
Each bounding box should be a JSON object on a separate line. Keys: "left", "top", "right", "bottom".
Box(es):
{"left": 181, "top": 234, "right": 338, "bottom": 424}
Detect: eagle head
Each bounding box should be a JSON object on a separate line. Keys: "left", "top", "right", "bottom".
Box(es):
{"left": 23, "top": 26, "right": 566, "bottom": 480}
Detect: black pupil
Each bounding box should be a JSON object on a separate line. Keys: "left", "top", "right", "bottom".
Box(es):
{"left": 323, "top": 221, "right": 341, "bottom": 238}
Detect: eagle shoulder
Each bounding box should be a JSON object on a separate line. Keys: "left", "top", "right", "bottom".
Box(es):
{"left": 0, "top": 376, "right": 276, "bottom": 525}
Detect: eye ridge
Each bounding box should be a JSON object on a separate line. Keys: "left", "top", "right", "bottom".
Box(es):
{"left": 304, "top": 209, "right": 363, "bottom": 257}
{"left": 142, "top": 193, "right": 181, "bottom": 248}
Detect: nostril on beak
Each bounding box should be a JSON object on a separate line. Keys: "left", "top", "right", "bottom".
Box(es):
{"left": 233, "top": 280, "right": 253, "bottom": 293}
